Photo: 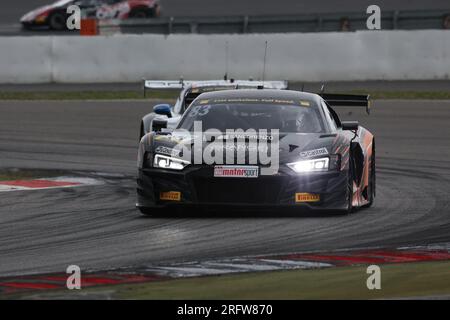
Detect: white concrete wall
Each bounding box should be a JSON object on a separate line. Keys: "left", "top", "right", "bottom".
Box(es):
{"left": 0, "top": 37, "right": 54, "bottom": 83}
{"left": 0, "top": 30, "right": 449, "bottom": 83}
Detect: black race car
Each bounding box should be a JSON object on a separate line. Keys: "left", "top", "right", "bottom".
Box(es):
{"left": 137, "top": 89, "right": 375, "bottom": 215}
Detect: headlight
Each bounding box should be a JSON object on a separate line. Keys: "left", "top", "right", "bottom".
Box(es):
{"left": 153, "top": 154, "right": 190, "bottom": 170}
{"left": 287, "top": 157, "right": 330, "bottom": 173}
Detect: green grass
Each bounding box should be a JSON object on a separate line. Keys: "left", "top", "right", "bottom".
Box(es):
{"left": 21, "top": 260, "right": 449, "bottom": 300}
{"left": 0, "top": 90, "right": 449, "bottom": 101}
{"left": 112, "top": 261, "right": 450, "bottom": 299}
{"left": 0, "top": 169, "right": 65, "bottom": 181}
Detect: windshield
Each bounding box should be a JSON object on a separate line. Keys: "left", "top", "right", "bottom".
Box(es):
{"left": 178, "top": 102, "right": 325, "bottom": 133}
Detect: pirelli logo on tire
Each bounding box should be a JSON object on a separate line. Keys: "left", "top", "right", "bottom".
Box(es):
{"left": 295, "top": 193, "right": 320, "bottom": 203}
{"left": 160, "top": 191, "right": 181, "bottom": 201}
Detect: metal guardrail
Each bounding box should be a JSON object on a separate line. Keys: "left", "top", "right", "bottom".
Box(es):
{"left": 99, "top": 10, "right": 450, "bottom": 35}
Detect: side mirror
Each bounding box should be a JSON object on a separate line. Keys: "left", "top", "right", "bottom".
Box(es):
{"left": 341, "top": 121, "right": 359, "bottom": 131}
{"left": 152, "top": 119, "right": 168, "bottom": 132}
{"left": 153, "top": 104, "right": 172, "bottom": 118}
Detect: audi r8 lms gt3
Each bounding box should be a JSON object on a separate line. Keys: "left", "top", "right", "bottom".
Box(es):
{"left": 137, "top": 89, "right": 375, "bottom": 215}
{"left": 140, "top": 79, "right": 289, "bottom": 139}
{"left": 20, "top": 0, "right": 161, "bottom": 30}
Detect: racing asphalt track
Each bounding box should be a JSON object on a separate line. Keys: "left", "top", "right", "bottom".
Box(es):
{"left": 0, "top": 99, "right": 450, "bottom": 277}
{"left": 2, "top": 0, "right": 450, "bottom": 35}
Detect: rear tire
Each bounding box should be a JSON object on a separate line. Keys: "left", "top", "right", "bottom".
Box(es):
{"left": 345, "top": 156, "right": 355, "bottom": 214}
{"left": 48, "top": 12, "right": 67, "bottom": 30}
{"left": 129, "top": 8, "right": 153, "bottom": 19}
{"left": 364, "top": 145, "right": 376, "bottom": 208}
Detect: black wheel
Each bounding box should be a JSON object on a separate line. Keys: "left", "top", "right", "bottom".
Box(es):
{"left": 335, "top": 155, "right": 354, "bottom": 215}
{"left": 345, "top": 156, "right": 355, "bottom": 214}
{"left": 364, "top": 145, "right": 376, "bottom": 208}
{"left": 129, "top": 8, "right": 152, "bottom": 19}
{"left": 48, "top": 12, "right": 67, "bottom": 30}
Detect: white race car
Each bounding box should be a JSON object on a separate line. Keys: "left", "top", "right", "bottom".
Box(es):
{"left": 21, "top": 0, "right": 161, "bottom": 30}
{"left": 139, "top": 79, "right": 289, "bottom": 139}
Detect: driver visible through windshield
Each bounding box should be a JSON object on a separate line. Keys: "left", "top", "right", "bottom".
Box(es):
{"left": 178, "top": 100, "right": 325, "bottom": 133}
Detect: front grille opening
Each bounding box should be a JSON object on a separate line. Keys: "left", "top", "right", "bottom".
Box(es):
{"left": 193, "top": 177, "right": 284, "bottom": 204}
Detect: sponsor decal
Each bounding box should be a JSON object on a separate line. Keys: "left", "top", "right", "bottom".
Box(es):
{"left": 214, "top": 144, "right": 268, "bottom": 152}
{"left": 214, "top": 166, "right": 259, "bottom": 178}
{"left": 216, "top": 133, "right": 274, "bottom": 141}
{"left": 299, "top": 100, "right": 311, "bottom": 107}
{"left": 295, "top": 193, "right": 320, "bottom": 202}
{"left": 204, "top": 98, "right": 298, "bottom": 105}
{"left": 160, "top": 191, "right": 181, "bottom": 201}
{"left": 200, "top": 86, "right": 235, "bottom": 93}
{"left": 299, "top": 147, "right": 329, "bottom": 158}
{"left": 155, "top": 146, "right": 178, "bottom": 157}
{"left": 96, "top": 1, "right": 130, "bottom": 20}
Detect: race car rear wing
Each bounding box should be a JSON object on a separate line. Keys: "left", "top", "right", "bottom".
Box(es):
{"left": 143, "top": 79, "right": 289, "bottom": 97}
{"left": 320, "top": 93, "right": 371, "bottom": 115}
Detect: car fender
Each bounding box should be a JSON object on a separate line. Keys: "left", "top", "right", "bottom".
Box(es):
{"left": 142, "top": 113, "right": 159, "bottom": 136}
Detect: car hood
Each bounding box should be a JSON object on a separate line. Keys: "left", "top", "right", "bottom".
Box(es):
{"left": 150, "top": 132, "right": 342, "bottom": 165}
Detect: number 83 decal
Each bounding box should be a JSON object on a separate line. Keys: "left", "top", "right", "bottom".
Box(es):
{"left": 188, "top": 105, "right": 211, "bottom": 117}
{"left": 96, "top": 2, "right": 130, "bottom": 19}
